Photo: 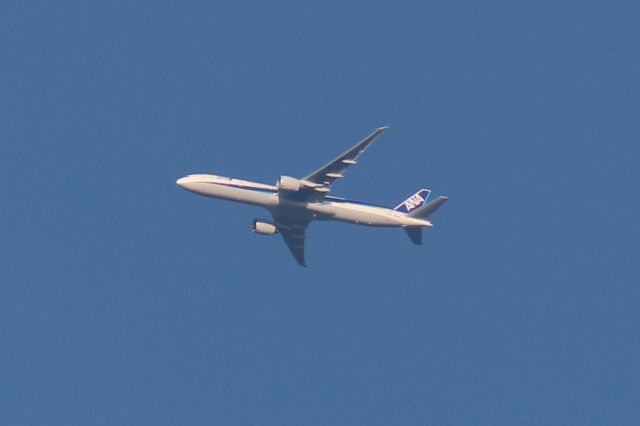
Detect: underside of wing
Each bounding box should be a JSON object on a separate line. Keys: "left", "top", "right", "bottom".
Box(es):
{"left": 271, "top": 211, "right": 311, "bottom": 267}
{"left": 279, "top": 227, "right": 307, "bottom": 266}
{"left": 303, "top": 126, "right": 389, "bottom": 190}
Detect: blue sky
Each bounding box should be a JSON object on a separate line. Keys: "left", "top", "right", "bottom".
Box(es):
{"left": 2, "top": 1, "right": 639, "bottom": 425}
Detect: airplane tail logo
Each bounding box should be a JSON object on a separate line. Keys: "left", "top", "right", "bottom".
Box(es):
{"left": 393, "top": 188, "right": 431, "bottom": 213}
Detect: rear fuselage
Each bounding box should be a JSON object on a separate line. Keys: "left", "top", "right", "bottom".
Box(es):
{"left": 176, "top": 174, "right": 432, "bottom": 228}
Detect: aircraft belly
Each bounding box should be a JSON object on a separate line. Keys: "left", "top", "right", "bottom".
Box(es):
{"left": 308, "top": 203, "right": 399, "bottom": 226}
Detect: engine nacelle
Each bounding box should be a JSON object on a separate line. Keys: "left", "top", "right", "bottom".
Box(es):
{"left": 277, "top": 175, "right": 303, "bottom": 192}
{"left": 252, "top": 219, "right": 279, "bottom": 235}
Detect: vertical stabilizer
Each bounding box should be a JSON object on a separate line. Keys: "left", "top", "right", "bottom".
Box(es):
{"left": 393, "top": 189, "right": 431, "bottom": 214}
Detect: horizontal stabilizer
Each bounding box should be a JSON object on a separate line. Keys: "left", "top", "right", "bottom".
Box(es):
{"left": 407, "top": 196, "right": 448, "bottom": 218}
{"left": 404, "top": 227, "right": 422, "bottom": 245}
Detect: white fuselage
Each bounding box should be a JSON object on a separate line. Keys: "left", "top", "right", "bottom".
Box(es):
{"left": 176, "top": 174, "right": 432, "bottom": 228}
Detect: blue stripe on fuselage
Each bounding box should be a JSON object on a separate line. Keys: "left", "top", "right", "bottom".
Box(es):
{"left": 202, "top": 181, "right": 278, "bottom": 193}
{"left": 324, "top": 195, "right": 385, "bottom": 209}
{"left": 202, "top": 182, "right": 385, "bottom": 207}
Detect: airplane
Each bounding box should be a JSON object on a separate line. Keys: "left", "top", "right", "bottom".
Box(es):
{"left": 176, "top": 126, "right": 448, "bottom": 266}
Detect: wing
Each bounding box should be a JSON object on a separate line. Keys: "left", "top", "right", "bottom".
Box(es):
{"left": 271, "top": 211, "right": 311, "bottom": 267}
{"left": 303, "top": 126, "right": 389, "bottom": 190}
{"left": 279, "top": 227, "right": 307, "bottom": 267}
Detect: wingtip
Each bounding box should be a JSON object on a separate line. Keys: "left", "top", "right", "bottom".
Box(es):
{"left": 377, "top": 125, "right": 390, "bottom": 131}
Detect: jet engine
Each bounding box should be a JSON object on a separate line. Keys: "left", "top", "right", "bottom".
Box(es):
{"left": 252, "top": 219, "right": 279, "bottom": 235}
{"left": 276, "top": 175, "right": 303, "bottom": 192}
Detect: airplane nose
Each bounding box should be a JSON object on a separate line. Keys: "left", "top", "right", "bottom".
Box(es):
{"left": 176, "top": 176, "right": 189, "bottom": 187}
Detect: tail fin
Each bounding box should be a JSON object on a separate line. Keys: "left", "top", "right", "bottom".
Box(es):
{"left": 408, "top": 196, "right": 448, "bottom": 218}
{"left": 393, "top": 189, "right": 431, "bottom": 214}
